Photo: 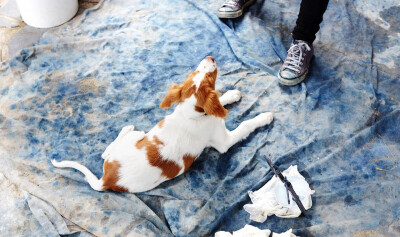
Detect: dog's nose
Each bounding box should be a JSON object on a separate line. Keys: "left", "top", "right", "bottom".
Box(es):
{"left": 205, "top": 56, "right": 215, "bottom": 62}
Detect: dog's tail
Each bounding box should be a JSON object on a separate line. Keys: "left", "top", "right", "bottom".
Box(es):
{"left": 51, "top": 160, "right": 104, "bottom": 191}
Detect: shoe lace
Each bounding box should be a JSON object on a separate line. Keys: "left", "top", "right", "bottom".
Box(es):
{"left": 283, "top": 42, "right": 311, "bottom": 73}
{"left": 223, "top": 0, "right": 240, "bottom": 7}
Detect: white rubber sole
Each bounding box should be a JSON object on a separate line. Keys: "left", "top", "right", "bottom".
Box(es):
{"left": 277, "top": 70, "right": 308, "bottom": 86}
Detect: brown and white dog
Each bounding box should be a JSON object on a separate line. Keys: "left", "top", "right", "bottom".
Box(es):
{"left": 52, "top": 56, "right": 273, "bottom": 193}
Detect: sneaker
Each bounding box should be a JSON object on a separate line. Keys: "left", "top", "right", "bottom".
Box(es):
{"left": 218, "top": 0, "right": 255, "bottom": 19}
{"left": 278, "top": 40, "right": 314, "bottom": 86}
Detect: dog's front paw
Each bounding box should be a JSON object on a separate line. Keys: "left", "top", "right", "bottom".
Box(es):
{"left": 221, "top": 90, "right": 242, "bottom": 104}
{"left": 255, "top": 112, "right": 274, "bottom": 126}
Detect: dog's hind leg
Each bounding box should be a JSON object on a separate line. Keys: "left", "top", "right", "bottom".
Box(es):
{"left": 219, "top": 90, "right": 242, "bottom": 106}
{"left": 116, "top": 125, "right": 135, "bottom": 140}
{"left": 102, "top": 125, "right": 136, "bottom": 159}
{"left": 210, "top": 112, "right": 273, "bottom": 153}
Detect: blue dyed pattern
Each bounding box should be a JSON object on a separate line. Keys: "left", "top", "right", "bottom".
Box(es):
{"left": 0, "top": 0, "right": 399, "bottom": 236}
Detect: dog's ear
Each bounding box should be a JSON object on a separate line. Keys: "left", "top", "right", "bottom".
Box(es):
{"left": 160, "top": 83, "right": 182, "bottom": 109}
{"left": 203, "top": 90, "right": 227, "bottom": 118}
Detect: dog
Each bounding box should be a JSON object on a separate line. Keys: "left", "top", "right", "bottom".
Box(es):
{"left": 52, "top": 56, "right": 274, "bottom": 193}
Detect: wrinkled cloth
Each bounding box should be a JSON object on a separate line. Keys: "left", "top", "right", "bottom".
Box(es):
{"left": 216, "top": 224, "right": 272, "bottom": 237}
{"left": 244, "top": 165, "right": 314, "bottom": 222}
{"left": 0, "top": 0, "right": 399, "bottom": 236}
{"left": 215, "top": 225, "right": 296, "bottom": 237}
{"left": 272, "top": 229, "right": 297, "bottom": 237}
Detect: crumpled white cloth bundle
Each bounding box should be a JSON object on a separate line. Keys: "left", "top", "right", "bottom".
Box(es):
{"left": 215, "top": 224, "right": 297, "bottom": 237}
{"left": 243, "top": 165, "right": 315, "bottom": 222}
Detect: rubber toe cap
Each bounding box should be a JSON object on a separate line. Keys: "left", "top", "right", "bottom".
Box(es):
{"left": 219, "top": 7, "right": 234, "bottom": 12}
{"left": 279, "top": 70, "right": 296, "bottom": 80}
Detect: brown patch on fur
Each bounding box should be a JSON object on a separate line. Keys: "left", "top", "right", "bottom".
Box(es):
{"left": 157, "top": 120, "right": 165, "bottom": 128}
{"left": 202, "top": 90, "right": 227, "bottom": 118}
{"left": 160, "top": 67, "right": 227, "bottom": 118}
{"left": 135, "top": 136, "right": 149, "bottom": 149}
{"left": 195, "top": 69, "right": 227, "bottom": 118}
{"left": 153, "top": 136, "right": 164, "bottom": 146}
{"left": 102, "top": 160, "right": 129, "bottom": 192}
{"left": 183, "top": 155, "right": 196, "bottom": 172}
{"left": 204, "top": 70, "right": 218, "bottom": 90}
{"left": 159, "top": 83, "right": 182, "bottom": 108}
{"left": 181, "top": 71, "right": 198, "bottom": 99}
{"left": 135, "top": 136, "right": 181, "bottom": 179}
{"left": 160, "top": 71, "right": 199, "bottom": 108}
{"left": 194, "top": 105, "right": 204, "bottom": 113}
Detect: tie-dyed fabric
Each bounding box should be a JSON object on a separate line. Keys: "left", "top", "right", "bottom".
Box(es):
{"left": 1, "top": 0, "right": 399, "bottom": 236}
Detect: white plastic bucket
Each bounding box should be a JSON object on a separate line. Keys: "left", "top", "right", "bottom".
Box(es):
{"left": 16, "top": 0, "right": 78, "bottom": 28}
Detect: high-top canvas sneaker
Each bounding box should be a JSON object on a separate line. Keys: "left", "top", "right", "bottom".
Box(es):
{"left": 278, "top": 40, "right": 314, "bottom": 86}
{"left": 218, "top": 0, "right": 255, "bottom": 18}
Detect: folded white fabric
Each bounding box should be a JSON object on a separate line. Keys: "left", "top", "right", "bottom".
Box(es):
{"left": 272, "top": 229, "right": 297, "bottom": 237}
{"left": 215, "top": 224, "right": 297, "bottom": 237}
{"left": 244, "top": 165, "right": 315, "bottom": 222}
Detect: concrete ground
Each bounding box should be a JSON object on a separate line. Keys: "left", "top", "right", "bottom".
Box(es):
{"left": 0, "top": 0, "right": 100, "bottom": 62}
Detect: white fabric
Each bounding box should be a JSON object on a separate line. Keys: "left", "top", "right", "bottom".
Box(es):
{"left": 272, "top": 229, "right": 297, "bottom": 237}
{"left": 215, "top": 225, "right": 297, "bottom": 237}
{"left": 244, "top": 165, "right": 315, "bottom": 222}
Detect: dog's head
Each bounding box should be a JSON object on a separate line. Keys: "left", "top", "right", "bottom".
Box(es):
{"left": 160, "top": 56, "right": 227, "bottom": 118}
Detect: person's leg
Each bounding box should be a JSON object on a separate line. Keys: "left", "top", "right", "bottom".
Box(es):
{"left": 292, "top": 0, "right": 330, "bottom": 44}
{"left": 278, "top": 0, "right": 329, "bottom": 86}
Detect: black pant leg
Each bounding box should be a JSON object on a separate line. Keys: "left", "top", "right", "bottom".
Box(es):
{"left": 292, "top": 0, "right": 329, "bottom": 44}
